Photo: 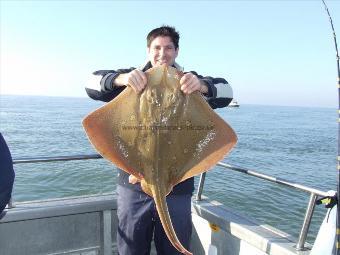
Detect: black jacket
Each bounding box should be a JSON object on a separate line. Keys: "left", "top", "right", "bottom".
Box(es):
{"left": 0, "top": 133, "right": 15, "bottom": 215}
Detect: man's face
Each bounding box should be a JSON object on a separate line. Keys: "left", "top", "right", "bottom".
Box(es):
{"left": 147, "top": 36, "right": 178, "bottom": 67}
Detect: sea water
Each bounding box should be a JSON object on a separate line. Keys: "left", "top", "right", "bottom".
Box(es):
{"left": 0, "top": 95, "right": 337, "bottom": 242}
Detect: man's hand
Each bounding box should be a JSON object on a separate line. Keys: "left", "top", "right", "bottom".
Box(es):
{"left": 180, "top": 73, "right": 208, "bottom": 94}
{"left": 115, "top": 69, "right": 147, "bottom": 93}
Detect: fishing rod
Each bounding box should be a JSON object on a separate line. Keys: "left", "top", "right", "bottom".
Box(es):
{"left": 321, "top": 0, "right": 340, "bottom": 254}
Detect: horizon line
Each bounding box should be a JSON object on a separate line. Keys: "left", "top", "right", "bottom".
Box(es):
{"left": 0, "top": 93, "right": 336, "bottom": 109}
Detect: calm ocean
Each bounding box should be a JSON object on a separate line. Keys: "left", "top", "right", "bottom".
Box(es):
{"left": 0, "top": 95, "right": 337, "bottom": 242}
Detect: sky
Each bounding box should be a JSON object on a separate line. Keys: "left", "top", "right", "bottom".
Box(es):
{"left": 1, "top": 0, "right": 340, "bottom": 108}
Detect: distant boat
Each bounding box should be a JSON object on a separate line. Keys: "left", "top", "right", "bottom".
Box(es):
{"left": 228, "top": 100, "right": 240, "bottom": 107}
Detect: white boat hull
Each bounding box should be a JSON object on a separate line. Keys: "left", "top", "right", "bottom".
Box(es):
{"left": 0, "top": 194, "right": 309, "bottom": 255}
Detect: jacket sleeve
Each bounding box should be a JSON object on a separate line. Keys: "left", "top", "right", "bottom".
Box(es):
{"left": 85, "top": 68, "right": 135, "bottom": 102}
{"left": 189, "top": 71, "right": 233, "bottom": 109}
{"left": 0, "top": 133, "right": 15, "bottom": 215}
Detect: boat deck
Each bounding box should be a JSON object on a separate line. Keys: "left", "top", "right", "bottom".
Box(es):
{"left": 0, "top": 194, "right": 310, "bottom": 255}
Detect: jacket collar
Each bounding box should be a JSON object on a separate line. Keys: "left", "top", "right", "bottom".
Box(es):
{"left": 139, "top": 61, "right": 183, "bottom": 72}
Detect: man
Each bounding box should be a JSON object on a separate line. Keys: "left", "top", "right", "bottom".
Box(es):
{"left": 86, "top": 26, "right": 233, "bottom": 255}
{"left": 0, "top": 133, "right": 15, "bottom": 217}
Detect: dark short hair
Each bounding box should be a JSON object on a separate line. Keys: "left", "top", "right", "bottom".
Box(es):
{"left": 147, "top": 26, "right": 180, "bottom": 49}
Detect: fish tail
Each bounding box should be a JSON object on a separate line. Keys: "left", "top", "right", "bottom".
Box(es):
{"left": 152, "top": 188, "right": 193, "bottom": 255}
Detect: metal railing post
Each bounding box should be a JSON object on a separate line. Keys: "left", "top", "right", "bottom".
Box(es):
{"left": 100, "top": 210, "right": 112, "bottom": 255}
{"left": 196, "top": 172, "right": 206, "bottom": 201}
{"left": 296, "top": 193, "right": 318, "bottom": 251}
{"left": 7, "top": 197, "right": 15, "bottom": 209}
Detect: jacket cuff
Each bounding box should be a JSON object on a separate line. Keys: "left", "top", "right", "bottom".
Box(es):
{"left": 201, "top": 79, "right": 216, "bottom": 98}
{"left": 100, "top": 73, "right": 120, "bottom": 92}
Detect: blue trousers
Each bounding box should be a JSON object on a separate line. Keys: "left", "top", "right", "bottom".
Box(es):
{"left": 117, "top": 185, "right": 192, "bottom": 255}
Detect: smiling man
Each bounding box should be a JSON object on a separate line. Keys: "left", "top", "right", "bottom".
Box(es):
{"left": 85, "top": 26, "right": 233, "bottom": 255}
{"left": 113, "top": 31, "right": 207, "bottom": 95}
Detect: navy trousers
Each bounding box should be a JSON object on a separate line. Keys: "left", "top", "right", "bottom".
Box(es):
{"left": 0, "top": 133, "right": 15, "bottom": 214}
{"left": 117, "top": 185, "right": 192, "bottom": 255}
